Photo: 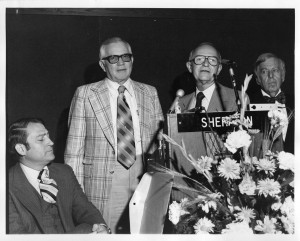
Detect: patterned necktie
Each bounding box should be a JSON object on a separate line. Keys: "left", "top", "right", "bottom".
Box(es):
{"left": 263, "top": 92, "right": 286, "bottom": 104}
{"left": 195, "top": 92, "right": 205, "bottom": 111}
{"left": 117, "top": 85, "right": 136, "bottom": 168}
{"left": 38, "top": 168, "right": 59, "bottom": 203}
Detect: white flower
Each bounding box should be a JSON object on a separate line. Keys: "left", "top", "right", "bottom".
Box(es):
{"left": 197, "top": 193, "right": 221, "bottom": 213}
{"left": 194, "top": 156, "right": 213, "bottom": 174}
{"left": 280, "top": 196, "right": 294, "bottom": 219}
{"left": 254, "top": 216, "right": 278, "bottom": 233}
{"left": 218, "top": 158, "right": 241, "bottom": 180}
{"left": 268, "top": 108, "right": 288, "bottom": 127}
{"left": 236, "top": 207, "right": 256, "bottom": 223}
{"left": 277, "top": 151, "right": 295, "bottom": 172}
{"left": 257, "top": 178, "right": 281, "bottom": 197}
{"left": 238, "top": 173, "right": 256, "bottom": 195}
{"left": 222, "top": 221, "right": 253, "bottom": 234}
{"left": 253, "top": 158, "right": 276, "bottom": 176}
{"left": 194, "top": 217, "right": 215, "bottom": 234}
{"left": 271, "top": 201, "right": 282, "bottom": 211}
{"left": 168, "top": 200, "right": 189, "bottom": 225}
{"left": 224, "top": 130, "right": 252, "bottom": 154}
{"left": 280, "top": 216, "right": 294, "bottom": 234}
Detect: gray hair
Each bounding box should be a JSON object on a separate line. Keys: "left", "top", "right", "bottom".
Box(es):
{"left": 254, "top": 53, "right": 286, "bottom": 76}
{"left": 99, "top": 37, "right": 132, "bottom": 59}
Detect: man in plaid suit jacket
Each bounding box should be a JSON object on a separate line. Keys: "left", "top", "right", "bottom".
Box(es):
{"left": 64, "top": 37, "right": 164, "bottom": 233}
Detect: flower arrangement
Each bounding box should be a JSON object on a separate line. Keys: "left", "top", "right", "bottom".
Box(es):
{"left": 164, "top": 74, "right": 294, "bottom": 234}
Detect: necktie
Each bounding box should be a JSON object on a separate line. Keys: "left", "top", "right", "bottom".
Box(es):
{"left": 195, "top": 92, "right": 205, "bottom": 111}
{"left": 263, "top": 92, "right": 286, "bottom": 104}
{"left": 38, "top": 168, "right": 59, "bottom": 204}
{"left": 117, "top": 85, "right": 136, "bottom": 168}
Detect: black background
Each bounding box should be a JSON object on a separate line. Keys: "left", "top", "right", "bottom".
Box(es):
{"left": 6, "top": 8, "right": 295, "bottom": 167}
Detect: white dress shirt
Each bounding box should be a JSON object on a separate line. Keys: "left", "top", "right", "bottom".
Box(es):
{"left": 20, "top": 163, "right": 48, "bottom": 195}
{"left": 106, "top": 78, "right": 142, "bottom": 158}
{"left": 189, "top": 83, "right": 216, "bottom": 111}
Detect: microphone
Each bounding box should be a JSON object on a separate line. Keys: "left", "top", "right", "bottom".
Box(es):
{"left": 168, "top": 89, "right": 185, "bottom": 113}
{"left": 221, "top": 59, "right": 237, "bottom": 67}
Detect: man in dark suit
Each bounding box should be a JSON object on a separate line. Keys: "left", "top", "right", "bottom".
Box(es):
{"left": 8, "top": 118, "right": 111, "bottom": 234}
{"left": 249, "top": 53, "right": 294, "bottom": 154}
{"left": 177, "top": 42, "right": 241, "bottom": 113}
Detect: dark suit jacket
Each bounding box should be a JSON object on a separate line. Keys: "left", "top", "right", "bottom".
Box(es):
{"left": 248, "top": 90, "right": 294, "bottom": 154}
{"left": 178, "top": 82, "right": 241, "bottom": 112}
{"left": 8, "top": 162, "right": 106, "bottom": 234}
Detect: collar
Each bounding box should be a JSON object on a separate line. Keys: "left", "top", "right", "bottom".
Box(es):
{"left": 195, "top": 83, "right": 216, "bottom": 101}
{"left": 105, "top": 77, "right": 134, "bottom": 97}
{"left": 261, "top": 89, "right": 282, "bottom": 98}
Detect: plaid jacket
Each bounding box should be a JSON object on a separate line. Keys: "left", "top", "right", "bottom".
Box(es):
{"left": 64, "top": 79, "right": 164, "bottom": 218}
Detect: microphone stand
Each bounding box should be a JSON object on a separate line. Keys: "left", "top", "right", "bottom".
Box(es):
{"left": 228, "top": 64, "right": 241, "bottom": 112}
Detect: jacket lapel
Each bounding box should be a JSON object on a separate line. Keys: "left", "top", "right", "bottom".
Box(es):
{"left": 132, "top": 81, "right": 145, "bottom": 138}
{"left": 10, "top": 164, "right": 45, "bottom": 231}
{"left": 89, "top": 81, "right": 115, "bottom": 148}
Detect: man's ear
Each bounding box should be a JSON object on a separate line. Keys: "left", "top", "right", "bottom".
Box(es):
{"left": 255, "top": 76, "right": 261, "bottom": 86}
{"left": 15, "top": 144, "right": 27, "bottom": 156}
{"left": 186, "top": 61, "right": 192, "bottom": 73}
{"left": 216, "top": 64, "right": 222, "bottom": 75}
{"left": 99, "top": 60, "right": 106, "bottom": 72}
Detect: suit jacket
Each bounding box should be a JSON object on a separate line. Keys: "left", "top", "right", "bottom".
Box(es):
{"left": 8, "top": 162, "right": 105, "bottom": 234}
{"left": 248, "top": 90, "right": 294, "bottom": 154}
{"left": 64, "top": 79, "right": 164, "bottom": 226}
{"left": 178, "top": 82, "right": 241, "bottom": 112}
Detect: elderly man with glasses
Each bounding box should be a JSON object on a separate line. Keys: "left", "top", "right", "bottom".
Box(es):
{"left": 65, "top": 37, "right": 164, "bottom": 233}
{"left": 177, "top": 42, "right": 241, "bottom": 113}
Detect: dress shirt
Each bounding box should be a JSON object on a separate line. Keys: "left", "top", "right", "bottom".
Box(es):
{"left": 106, "top": 78, "right": 142, "bottom": 158}
{"left": 190, "top": 83, "right": 216, "bottom": 111}
{"left": 20, "top": 163, "right": 49, "bottom": 195}
{"left": 261, "top": 89, "right": 288, "bottom": 141}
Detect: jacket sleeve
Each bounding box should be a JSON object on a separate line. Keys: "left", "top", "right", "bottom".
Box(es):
{"left": 64, "top": 87, "right": 86, "bottom": 189}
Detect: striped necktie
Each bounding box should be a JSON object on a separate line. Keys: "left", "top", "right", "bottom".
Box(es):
{"left": 38, "top": 168, "right": 59, "bottom": 204}
{"left": 117, "top": 85, "right": 136, "bottom": 168}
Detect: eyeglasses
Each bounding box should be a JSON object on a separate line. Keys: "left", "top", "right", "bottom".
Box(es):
{"left": 190, "top": 55, "right": 219, "bottom": 66}
{"left": 101, "top": 54, "right": 133, "bottom": 64}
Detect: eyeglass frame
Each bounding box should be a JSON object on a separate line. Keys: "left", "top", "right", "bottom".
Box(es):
{"left": 101, "top": 53, "right": 133, "bottom": 64}
{"left": 189, "top": 55, "right": 220, "bottom": 66}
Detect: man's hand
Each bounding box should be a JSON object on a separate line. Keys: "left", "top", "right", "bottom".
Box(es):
{"left": 91, "top": 223, "right": 111, "bottom": 234}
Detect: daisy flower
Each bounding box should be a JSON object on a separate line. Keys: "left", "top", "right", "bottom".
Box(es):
{"left": 277, "top": 151, "right": 294, "bottom": 172}
{"left": 236, "top": 207, "right": 256, "bottom": 223}
{"left": 224, "top": 130, "right": 252, "bottom": 154}
{"left": 254, "top": 215, "right": 278, "bottom": 233}
{"left": 218, "top": 158, "right": 241, "bottom": 181}
{"left": 168, "top": 199, "right": 189, "bottom": 225}
{"left": 257, "top": 178, "right": 281, "bottom": 197}
{"left": 222, "top": 221, "right": 253, "bottom": 234}
{"left": 193, "top": 217, "right": 215, "bottom": 234}
{"left": 253, "top": 158, "right": 276, "bottom": 176}
{"left": 239, "top": 173, "right": 256, "bottom": 195}
{"left": 194, "top": 156, "right": 213, "bottom": 175}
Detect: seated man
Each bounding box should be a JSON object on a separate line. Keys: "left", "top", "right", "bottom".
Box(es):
{"left": 8, "top": 118, "right": 111, "bottom": 234}
{"left": 248, "top": 53, "right": 294, "bottom": 154}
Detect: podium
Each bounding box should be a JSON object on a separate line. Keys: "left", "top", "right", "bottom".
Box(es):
{"left": 166, "top": 111, "right": 280, "bottom": 201}
{"left": 129, "top": 172, "right": 173, "bottom": 233}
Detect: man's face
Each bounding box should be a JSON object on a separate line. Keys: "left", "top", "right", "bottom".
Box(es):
{"left": 186, "top": 44, "right": 222, "bottom": 87}
{"left": 256, "top": 57, "right": 285, "bottom": 97}
{"left": 99, "top": 41, "right": 133, "bottom": 84}
{"left": 22, "top": 123, "right": 55, "bottom": 168}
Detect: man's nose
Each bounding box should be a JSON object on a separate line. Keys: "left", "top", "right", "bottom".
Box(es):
{"left": 268, "top": 70, "right": 274, "bottom": 78}
{"left": 46, "top": 137, "right": 54, "bottom": 146}
{"left": 203, "top": 58, "right": 209, "bottom": 67}
{"left": 117, "top": 57, "right": 125, "bottom": 65}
